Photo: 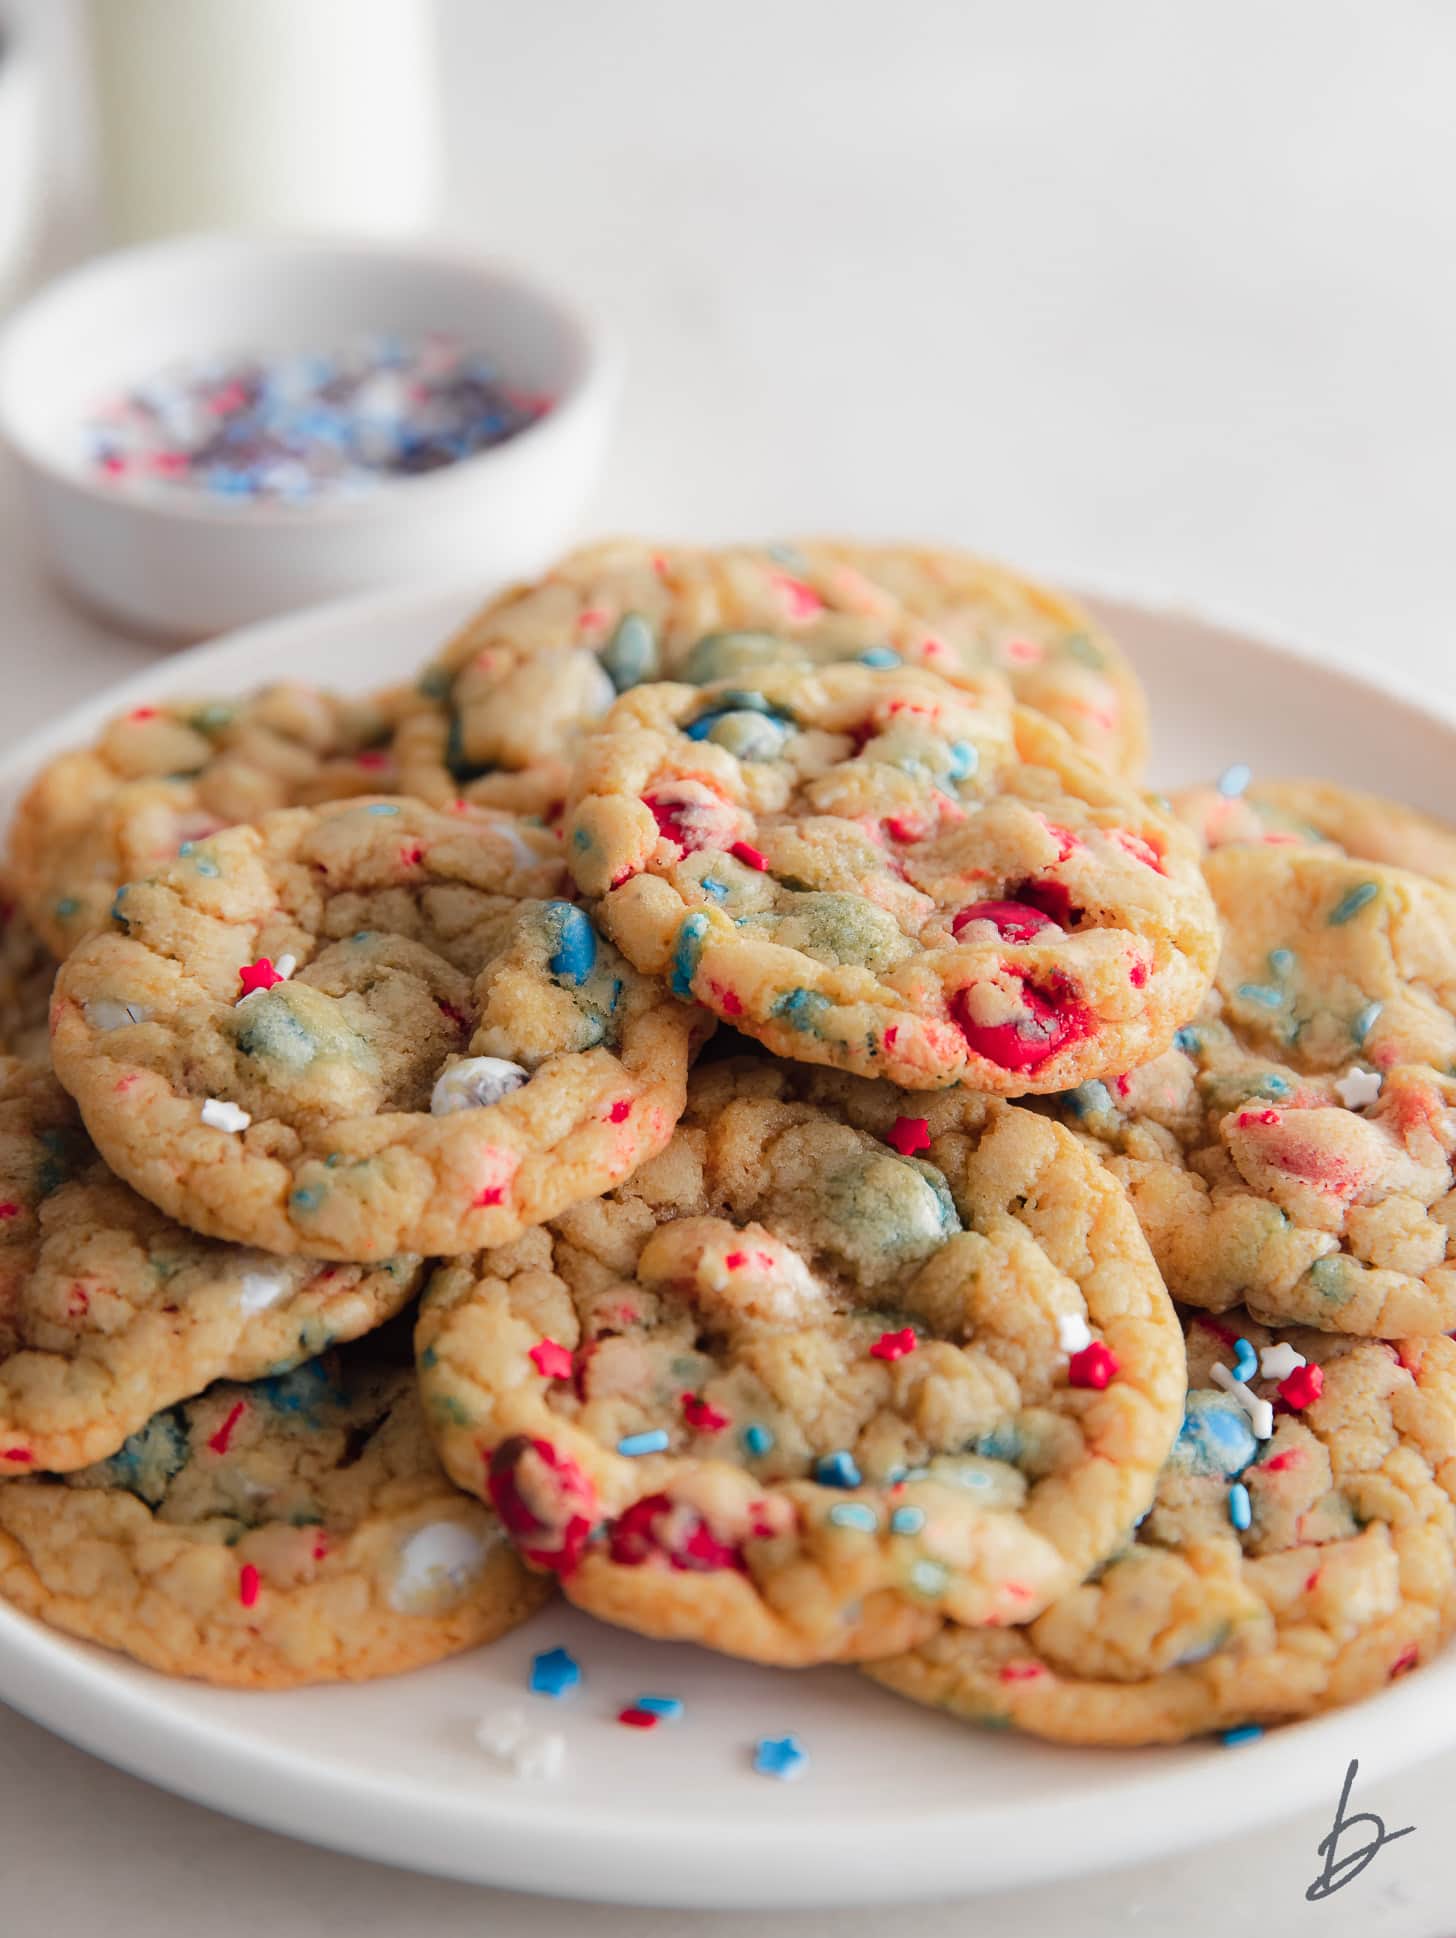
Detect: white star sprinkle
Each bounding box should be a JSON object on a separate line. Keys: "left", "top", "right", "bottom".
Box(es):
{"left": 1334, "top": 1065, "right": 1382, "bottom": 1110}
{"left": 476, "top": 1709, "right": 565, "bottom": 1781}
{"left": 1259, "top": 1342, "right": 1306, "bottom": 1381}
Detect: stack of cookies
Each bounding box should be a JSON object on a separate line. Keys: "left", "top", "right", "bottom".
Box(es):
{"left": 1, "top": 539, "right": 1452, "bottom": 1753}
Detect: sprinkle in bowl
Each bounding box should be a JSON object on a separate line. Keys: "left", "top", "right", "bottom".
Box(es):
{"left": 0, "top": 232, "right": 621, "bottom": 637}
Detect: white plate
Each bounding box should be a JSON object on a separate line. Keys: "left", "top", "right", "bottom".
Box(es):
{"left": 1, "top": 582, "right": 1453, "bottom": 1911}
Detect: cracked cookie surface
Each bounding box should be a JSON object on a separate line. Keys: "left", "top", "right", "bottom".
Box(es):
{"left": 416, "top": 1057, "right": 1184, "bottom": 1665}
{"left": 0, "top": 1055, "right": 422, "bottom": 1470}
{"left": 0, "top": 1343, "right": 549, "bottom": 1686}
{"left": 51, "top": 800, "right": 701, "bottom": 1258}
{"left": 394, "top": 538, "right": 1146, "bottom": 816}
{"left": 865, "top": 1312, "right": 1456, "bottom": 1743}
{"left": 9, "top": 683, "right": 405, "bottom": 958}
{"left": 567, "top": 666, "right": 1215, "bottom": 1093}
{"left": 1058, "top": 846, "right": 1456, "bottom": 1334}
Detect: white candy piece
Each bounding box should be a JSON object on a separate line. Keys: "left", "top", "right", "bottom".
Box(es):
{"left": 236, "top": 1265, "right": 293, "bottom": 1312}
{"left": 85, "top": 999, "right": 150, "bottom": 1031}
{"left": 274, "top": 953, "right": 298, "bottom": 980}
{"left": 431, "top": 1056, "right": 530, "bottom": 1117}
{"left": 1334, "top": 1065, "right": 1382, "bottom": 1110}
{"left": 1210, "top": 1361, "right": 1274, "bottom": 1439}
{"left": 390, "top": 1521, "right": 488, "bottom": 1612}
{"left": 476, "top": 1708, "right": 566, "bottom": 1782}
{"left": 1056, "top": 1313, "right": 1093, "bottom": 1355}
{"left": 201, "top": 1097, "right": 251, "bottom": 1134}
{"left": 1259, "top": 1342, "right": 1307, "bottom": 1381}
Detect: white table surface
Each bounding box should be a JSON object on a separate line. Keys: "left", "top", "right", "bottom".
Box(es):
{"left": 3, "top": 1, "right": 1456, "bottom": 1932}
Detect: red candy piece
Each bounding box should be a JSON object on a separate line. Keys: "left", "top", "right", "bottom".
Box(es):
{"left": 355, "top": 750, "right": 390, "bottom": 770}
{"left": 1277, "top": 1363, "right": 1324, "bottom": 1411}
{"left": 529, "top": 1338, "right": 574, "bottom": 1381}
{"left": 952, "top": 980, "right": 1093, "bottom": 1073}
{"left": 1237, "top": 1109, "right": 1281, "bottom": 1128}
{"left": 237, "top": 957, "right": 284, "bottom": 997}
{"left": 730, "top": 840, "right": 769, "bottom": 871}
{"left": 681, "top": 1393, "right": 730, "bottom": 1432}
{"left": 608, "top": 1493, "right": 746, "bottom": 1574}
{"left": 1112, "top": 829, "right": 1166, "bottom": 874}
{"left": 885, "top": 1116, "right": 931, "bottom": 1157}
{"left": 238, "top": 1563, "right": 260, "bottom": 1609}
{"left": 607, "top": 1098, "right": 632, "bottom": 1123}
{"left": 951, "top": 900, "right": 1056, "bottom": 944}
{"left": 1067, "top": 1341, "right": 1120, "bottom": 1389}
{"left": 1, "top": 1448, "right": 34, "bottom": 1464}
{"left": 1009, "top": 879, "right": 1078, "bottom": 928}
{"left": 0, "top": 1203, "right": 19, "bottom": 1221}
{"left": 488, "top": 1437, "right": 599, "bottom": 1574}
{"left": 618, "top": 1706, "right": 659, "bottom": 1729}
{"left": 870, "top": 1328, "right": 917, "bottom": 1362}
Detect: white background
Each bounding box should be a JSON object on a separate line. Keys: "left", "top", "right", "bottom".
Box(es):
{"left": 2, "top": 1, "right": 1455, "bottom": 1932}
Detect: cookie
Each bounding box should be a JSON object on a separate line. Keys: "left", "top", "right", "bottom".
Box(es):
{"left": 566, "top": 665, "right": 1217, "bottom": 1093}
{"left": 9, "top": 683, "right": 405, "bottom": 957}
{"left": 1056, "top": 845, "right": 1456, "bottom": 1335}
{"left": 864, "top": 1313, "right": 1456, "bottom": 1744}
{"left": 416, "top": 1058, "right": 1185, "bottom": 1666}
{"left": 0, "top": 1345, "right": 550, "bottom": 1686}
{"left": 395, "top": 538, "right": 1145, "bottom": 817}
{"left": 1175, "top": 776, "right": 1456, "bottom": 888}
{"left": 50, "top": 799, "right": 702, "bottom": 1259}
{"left": 0, "top": 1055, "right": 422, "bottom": 1470}
{"left": 0, "top": 889, "right": 54, "bottom": 1059}
{"left": 798, "top": 540, "right": 1148, "bottom": 778}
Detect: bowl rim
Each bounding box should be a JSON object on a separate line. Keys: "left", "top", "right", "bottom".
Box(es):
{"left": 0, "top": 230, "right": 622, "bottom": 530}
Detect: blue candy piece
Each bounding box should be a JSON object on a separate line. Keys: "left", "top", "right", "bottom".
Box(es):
{"left": 770, "top": 987, "right": 832, "bottom": 1034}
{"left": 599, "top": 612, "right": 660, "bottom": 691}
{"left": 1352, "top": 1000, "right": 1383, "bottom": 1045}
{"left": 945, "top": 739, "right": 978, "bottom": 783}
{"left": 1228, "top": 1482, "right": 1253, "bottom": 1532}
{"left": 889, "top": 1504, "right": 926, "bottom": 1535}
{"left": 858, "top": 646, "right": 901, "bottom": 669}
{"left": 1168, "top": 1389, "right": 1260, "bottom": 1479}
{"left": 742, "top": 1422, "right": 774, "bottom": 1457}
{"left": 1174, "top": 1027, "right": 1201, "bottom": 1054}
{"left": 1221, "top": 1724, "right": 1264, "bottom": 1747}
{"left": 1217, "top": 763, "right": 1252, "bottom": 798}
{"left": 827, "top": 1501, "right": 878, "bottom": 1532}
{"left": 529, "top": 1647, "right": 582, "bottom": 1699}
{"left": 671, "top": 912, "right": 709, "bottom": 998}
{"left": 1232, "top": 1337, "right": 1259, "bottom": 1383}
{"left": 543, "top": 900, "right": 598, "bottom": 985}
{"left": 814, "top": 1450, "right": 862, "bottom": 1489}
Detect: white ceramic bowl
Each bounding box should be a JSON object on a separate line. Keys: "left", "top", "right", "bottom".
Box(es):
{"left": 0, "top": 233, "right": 621, "bottom": 636}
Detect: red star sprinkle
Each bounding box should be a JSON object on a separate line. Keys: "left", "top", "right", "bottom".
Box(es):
{"left": 730, "top": 840, "right": 769, "bottom": 871}
{"left": 607, "top": 1098, "right": 632, "bottom": 1123}
{"left": 473, "top": 1185, "right": 507, "bottom": 1208}
{"left": 1067, "top": 1341, "right": 1120, "bottom": 1390}
{"left": 886, "top": 1116, "right": 931, "bottom": 1157}
{"left": 1277, "top": 1363, "right": 1324, "bottom": 1410}
{"left": 681, "top": 1393, "right": 730, "bottom": 1432}
{"left": 871, "top": 1328, "right": 917, "bottom": 1362}
{"left": 237, "top": 957, "right": 283, "bottom": 998}
{"left": 530, "top": 1339, "right": 574, "bottom": 1380}
{"left": 207, "top": 1399, "right": 247, "bottom": 1455}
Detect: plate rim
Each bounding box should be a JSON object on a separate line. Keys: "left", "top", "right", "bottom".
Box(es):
{"left": 0, "top": 575, "right": 1453, "bottom": 1908}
